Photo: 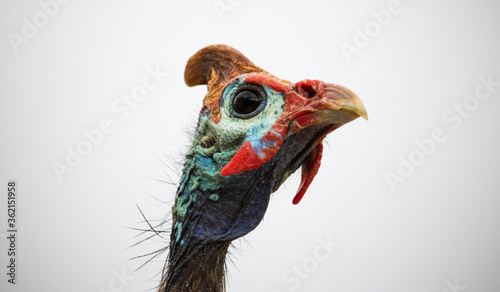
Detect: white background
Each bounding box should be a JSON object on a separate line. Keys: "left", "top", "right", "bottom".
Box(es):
{"left": 1, "top": 0, "right": 499, "bottom": 291}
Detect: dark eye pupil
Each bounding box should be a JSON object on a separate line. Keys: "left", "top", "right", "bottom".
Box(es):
{"left": 233, "top": 90, "right": 262, "bottom": 115}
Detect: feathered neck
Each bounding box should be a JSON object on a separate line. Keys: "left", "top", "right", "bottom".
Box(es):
{"left": 159, "top": 239, "right": 231, "bottom": 292}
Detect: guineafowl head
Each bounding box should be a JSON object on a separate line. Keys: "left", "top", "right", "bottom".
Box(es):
{"left": 162, "top": 44, "right": 367, "bottom": 292}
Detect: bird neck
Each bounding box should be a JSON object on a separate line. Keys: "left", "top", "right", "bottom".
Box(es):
{"left": 158, "top": 125, "right": 267, "bottom": 291}
{"left": 160, "top": 239, "right": 231, "bottom": 292}
{"left": 159, "top": 154, "right": 231, "bottom": 292}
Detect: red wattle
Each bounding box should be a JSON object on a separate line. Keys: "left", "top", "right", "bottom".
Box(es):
{"left": 292, "top": 142, "right": 324, "bottom": 205}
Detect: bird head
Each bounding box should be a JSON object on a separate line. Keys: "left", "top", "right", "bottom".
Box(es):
{"left": 171, "top": 45, "right": 367, "bottom": 246}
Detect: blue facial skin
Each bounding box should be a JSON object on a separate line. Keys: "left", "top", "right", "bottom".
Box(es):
{"left": 171, "top": 75, "right": 311, "bottom": 248}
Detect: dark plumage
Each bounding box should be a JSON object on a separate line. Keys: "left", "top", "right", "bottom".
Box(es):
{"left": 157, "top": 45, "right": 367, "bottom": 292}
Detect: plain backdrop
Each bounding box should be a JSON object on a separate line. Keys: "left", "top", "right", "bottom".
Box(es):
{"left": 1, "top": 0, "right": 499, "bottom": 292}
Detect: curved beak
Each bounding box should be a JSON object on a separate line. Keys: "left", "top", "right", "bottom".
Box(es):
{"left": 324, "top": 83, "right": 368, "bottom": 120}
{"left": 289, "top": 82, "right": 367, "bottom": 134}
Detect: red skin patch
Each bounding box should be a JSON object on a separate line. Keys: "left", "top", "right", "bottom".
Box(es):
{"left": 220, "top": 142, "right": 262, "bottom": 176}
{"left": 221, "top": 124, "right": 287, "bottom": 176}
{"left": 244, "top": 74, "right": 291, "bottom": 93}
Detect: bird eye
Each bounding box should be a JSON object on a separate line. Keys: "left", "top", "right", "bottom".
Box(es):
{"left": 231, "top": 84, "right": 266, "bottom": 119}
